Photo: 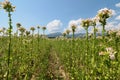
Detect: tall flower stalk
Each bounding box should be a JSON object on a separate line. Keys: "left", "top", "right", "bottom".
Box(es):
{"left": 16, "top": 23, "right": 21, "bottom": 37}
{"left": 18, "top": 26, "right": 26, "bottom": 55}
{"left": 1, "top": 0, "right": 15, "bottom": 79}
{"left": 66, "top": 29, "right": 71, "bottom": 38}
{"left": 62, "top": 32, "right": 66, "bottom": 38}
{"left": 90, "top": 17, "right": 97, "bottom": 40}
{"left": 2, "top": 27, "right": 6, "bottom": 37}
{"left": 90, "top": 17, "right": 97, "bottom": 57}
{"left": 30, "top": 27, "right": 35, "bottom": 54}
{"left": 97, "top": 8, "right": 113, "bottom": 39}
{"left": 69, "top": 24, "right": 76, "bottom": 70}
{"left": 81, "top": 19, "right": 91, "bottom": 77}
{"left": 42, "top": 26, "right": 46, "bottom": 38}
{"left": 71, "top": 24, "right": 77, "bottom": 40}
{"left": 90, "top": 18, "right": 98, "bottom": 77}
{"left": 37, "top": 26, "right": 40, "bottom": 51}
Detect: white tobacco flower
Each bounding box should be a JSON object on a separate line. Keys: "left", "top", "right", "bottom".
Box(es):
{"left": 0, "top": 29, "right": 3, "bottom": 33}
{"left": 99, "top": 51, "right": 105, "bottom": 56}
{"left": 81, "top": 18, "right": 92, "bottom": 28}
{"left": 90, "top": 17, "right": 97, "bottom": 26}
{"left": 97, "top": 8, "right": 114, "bottom": 22}
{"left": 105, "top": 47, "right": 116, "bottom": 60}
{"left": 109, "top": 54, "right": 115, "bottom": 60}
{"left": 71, "top": 24, "right": 77, "bottom": 32}
{"left": 106, "top": 47, "right": 113, "bottom": 53}
{"left": 1, "top": 0, "right": 15, "bottom": 12}
{"left": 116, "top": 30, "right": 120, "bottom": 37}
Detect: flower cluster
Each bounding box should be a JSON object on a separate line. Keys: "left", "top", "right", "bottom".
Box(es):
{"left": 37, "top": 26, "right": 40, "bottom": 29}
{"left": 16, "top": 23, "right": 21, "bottom": 28}
{"left": 62, "top": 32, "right": 66, "bottom": 37}
{"left": 42, "top": 26, "right": 46, "bottom": 30}
{"left": 116, "top": 30, "right": 120, "bottom": 37}
{"left": 71, "top": 24, "right": 77, "bottom": 32}
{"left": 107, "top": 29, "right": 120, "bottom": 37}
{"left": 25, "top": 31, "right": 30, "bottom": 36}
{"left": 1, "top": 0, "right": 15, "bottom": 12}
{"left": 97, "top": 8, "right": 113, "bottom": 24}
{"left": 106, "top": 47, "right": 116, "bottom": 60}
{"left": 90, "top": 17, "right": 98, "bottom": 26}
{"left": 30, "top": 27, "right": 35, "bottom": 31}
{"left": 0, "top": 29, "right": 4, "bottom": 33}
{"left": 81, "top": 19, "right": 92, "bottom": 29}
{"left": 18, "top": 27, "right": 26, "bottom": 33}
{"left": 99, "top": 47, "right": 116, "bottom": 60}
{"left": 66, "top": 29, "right": 71, "bottom": 35}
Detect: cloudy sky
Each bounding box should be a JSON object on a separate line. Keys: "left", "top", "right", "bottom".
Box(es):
{"left": 0, "top": 0, "right": 120, "bottom": 34}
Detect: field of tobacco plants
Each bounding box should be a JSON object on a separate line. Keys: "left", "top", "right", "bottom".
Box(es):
{"left": 0, "top": 0, "right": 120, "bottom": 80}
{"left": 0, "top": 32, "right": 120, "bottom": 80}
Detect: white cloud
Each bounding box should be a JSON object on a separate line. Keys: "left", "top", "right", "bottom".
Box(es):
{"left": 105, "top": 21, "right": 118, "bottom": 30}
{"left": 46, "top": 20, "right": 62, "bottom": 33}
{"left": 115, "top": 3, "right": 120, "bottom": 7}
{"left": 65, "top": 18, "right": 85, "bottom": 33}
{"left": 115, "top": 15, "right": 120, "bottom": 20}
{"left": 111, "top": 9, "right": 116, "bottom": 16}
{"left": 96, "top": 21, "right": 120, "bottom": 32}
{"left": 88, "top": 21, "right": 120, "bottom": 33}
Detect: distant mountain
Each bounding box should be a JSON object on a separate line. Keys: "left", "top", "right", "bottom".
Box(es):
{"left": 47, "top": 32, "right": 62, "bottom": 38}
{"left": 47, "top": 32, "right": 86, "bottom": 38}
{"left": 71, "top": 33, "right": 85, "bottom": 38}
{"left": 47, "top": 32, "right": 103, "bottom": 38}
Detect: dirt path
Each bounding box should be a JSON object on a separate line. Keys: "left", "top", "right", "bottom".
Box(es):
{"left": 46, "top": 47, "right": 69, "bottom": 80}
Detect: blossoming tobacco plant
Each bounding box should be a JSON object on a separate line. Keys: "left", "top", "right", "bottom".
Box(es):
{"left": 0, "top": 0, "right": 15, "bottom": 79}
{"left": 42, "top": 26, "right": 46, "bottom": 36}
{"left": 71, "top": 24, "right": 77, "bottom": 39}
{"left": 97, "top": 8, "right": 113, "bottom": 39}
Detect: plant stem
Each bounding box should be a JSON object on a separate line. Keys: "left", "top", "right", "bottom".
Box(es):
{"left": 72, "top": 31, "right": 74, "bottom": 40}
{"left": 102, "top": 24, "right": 105, "bottom": 40}
{"left": 7, "top": 11, "right": 12, "bottom": 80}
{"left": 86, "top": 28, "right": 88, "bottom": 41}
{"left": 93, "top": 26, "right": 96, "bottom": 40}
{"left": 38, "top": 29, "right": 40, "bottom": 51}
{"left": 31, "top": 31, "right": 34, "bottom": 56}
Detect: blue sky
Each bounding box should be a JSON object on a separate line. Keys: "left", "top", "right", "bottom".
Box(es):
{"left": 0, "top": 0, "right": 120, "bottom": 34}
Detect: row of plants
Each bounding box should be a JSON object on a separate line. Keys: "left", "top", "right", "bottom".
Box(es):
{"left": 0, "top": 0, "right": 120, "bottom": 80}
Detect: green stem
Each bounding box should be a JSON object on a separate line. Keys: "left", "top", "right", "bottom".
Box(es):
{"left": 93, "top": 26, "right": 96, "bottom": 40}
{"left": 38, "top": 29, "right": 40, "bottom": 51}
{"left": 72, "top": 31, "right": 74, "bottom": 40}
{"left": 85, "top": 28, "right": 89, "bottom": 76}
{"left": 86, "top": 28, "right": 88, "bottom": 41}
{"left": 7, "top": 11, "right": 12, "bottom": 80}
{"left": 43, "top": 30, "right": 45, "bottom": 36}
{"left": 93, "top": 25, "right": 96, "bottom": 56}
{"left": 16, "top": 29, "right": 18, "bottom": 37}
{"left": 31, "top": 31, "right": 34, "bottom": 55}
{"left": 115, "top": 37, "right": 118, "bottom": 61}
{"left": 102, "top": 24, "right": 105, "bottom": 40}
